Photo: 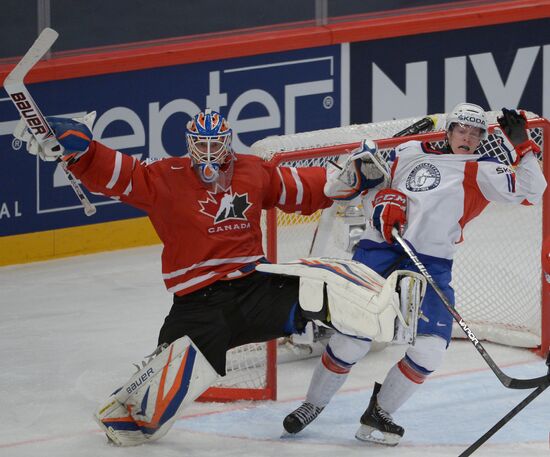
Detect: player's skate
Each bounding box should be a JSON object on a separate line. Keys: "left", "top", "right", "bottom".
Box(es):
{"left": 355, "top": 382, "right": 404, "bottom": 446}
{"left": 283, "top": 402, "right": 324, "bottom": 434}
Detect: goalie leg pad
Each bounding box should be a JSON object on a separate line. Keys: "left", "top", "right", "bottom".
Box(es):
{"left": 256, "top": 259, "right": 426, "bottom": 342}
{"left": 94, "top": 335, "right": 218, "bottom": 446}
{"left": 95, "top": 394, "right": 145, "bottom": 446}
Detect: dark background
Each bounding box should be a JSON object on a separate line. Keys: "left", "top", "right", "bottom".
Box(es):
{"left": 1, "top": 0, "right": 470, "bottom": 59}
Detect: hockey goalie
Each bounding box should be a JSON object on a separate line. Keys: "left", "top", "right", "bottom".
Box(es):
{"left": 12, "top": 103, "right": 426, "bottom": 446}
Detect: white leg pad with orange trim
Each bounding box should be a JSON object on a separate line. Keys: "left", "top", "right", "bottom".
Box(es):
{"left": 94, "top": 336, "right": 218, "bottom": 446}
{"left": 257, "top": 258, "right": 426, "bottom": 342}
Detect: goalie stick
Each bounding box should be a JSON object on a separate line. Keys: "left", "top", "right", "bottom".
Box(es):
{"left": 3, "top": 28, "right": 96, "bottom": 216}
{"left": 391, "top": 227, "right": 550, "bottom": 390}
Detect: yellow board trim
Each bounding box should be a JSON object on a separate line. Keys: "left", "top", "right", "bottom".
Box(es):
{"left": 0, "top": 217, "right": 160, "bottom": 267}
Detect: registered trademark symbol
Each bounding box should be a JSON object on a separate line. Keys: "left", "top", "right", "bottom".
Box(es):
{"left": 12, "top": 137, "right": 22, "bottom": 150}
{"left": 323, "top": 96, "right": 334, "bottom": 109}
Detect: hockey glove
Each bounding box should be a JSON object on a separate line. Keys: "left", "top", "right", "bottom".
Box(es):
{"left": 324, "top": 139, "right": 389, "bottom": 200}
{"left": 372, "top": 188, "right": 407, "bottom": 244}
{"left": 496, "top": 108, "right": 539, "bottom": 165}
{"left": 13, "top": 111, "right": 96, "bottom": 162}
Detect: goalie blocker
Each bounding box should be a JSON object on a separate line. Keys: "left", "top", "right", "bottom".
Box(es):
{"left": 257, "top": 258, "right": 426, "bottom": 344}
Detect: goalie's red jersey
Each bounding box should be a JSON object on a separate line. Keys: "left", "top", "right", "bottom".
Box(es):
{"left": 69, "top": 142, "right": 331, "bottom": 295}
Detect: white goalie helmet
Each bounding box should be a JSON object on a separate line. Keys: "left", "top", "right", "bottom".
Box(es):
{"left": 445, "top": 102, "right": 488, "bottom": 141}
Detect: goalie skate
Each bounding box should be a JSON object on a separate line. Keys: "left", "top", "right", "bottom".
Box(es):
{"left": 95, "top": 392, "right": 147, "bottom": 446}
{"left": 355, "top": 382, "right": 404, "bottom": 446}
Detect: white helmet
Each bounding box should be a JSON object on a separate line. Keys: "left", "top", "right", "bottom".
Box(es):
{"left": 445, "top": 103, "right": 488, "bottom": 140}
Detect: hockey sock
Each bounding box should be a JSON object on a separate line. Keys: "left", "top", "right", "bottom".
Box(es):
{"left": 376, "top": 359, "right": 426, "bottom": 414}
{"left": 305, "top": 349, "right": 351, "bottom": 407}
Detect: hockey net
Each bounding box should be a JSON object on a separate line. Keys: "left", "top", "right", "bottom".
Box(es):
{"left": 201, "top": 111, "right": 550, "bottom": 402}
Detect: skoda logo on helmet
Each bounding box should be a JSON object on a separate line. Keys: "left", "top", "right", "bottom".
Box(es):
{"left": 446, "top": 102, "right": 488, "bottom": 141}
{"left": 457, "top": 113, "right": 486, "bottom": 128}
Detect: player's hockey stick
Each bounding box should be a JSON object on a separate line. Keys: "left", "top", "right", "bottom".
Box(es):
{"left": 392, "top": 227, "right": 550, "bottom": 390}
{"left": 3, "top": 28, "right": 96, "bottom": 216}
{"left": 459, "top": 355, "right": 549, "bottom": 456}
{"left": 393, "top": 115, "right": 437, "bottom": 138}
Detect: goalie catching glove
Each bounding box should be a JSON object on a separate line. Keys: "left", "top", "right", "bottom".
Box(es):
{"left": 372, "top": 188, "right": 407, "bottom": 244}
{"left": 494, "top": 108, "right": 540, "bottom": 166}
{"left": 324, "top": 139, "right": 390, "bottom": 200}
{"left": 13, "top": 112, "right": 96, "bottom": 162}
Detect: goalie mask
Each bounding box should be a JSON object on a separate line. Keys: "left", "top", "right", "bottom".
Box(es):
{"left": 186, "top": 109, "right": 234, "bottom": 191}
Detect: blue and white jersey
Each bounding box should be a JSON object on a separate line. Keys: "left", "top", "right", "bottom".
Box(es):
{"left": 359, "top": 140, "right": 546, "bottom": 260}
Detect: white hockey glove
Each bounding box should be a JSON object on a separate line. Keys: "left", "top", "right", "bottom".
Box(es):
{"left": 324, "top": 139, "right": 390, "bottom": 200}
{"left": 13, "top": 111, "right": 96, "bottom": 162}
{"left": 494, "top": 108, "right": 540, "bottom": 166}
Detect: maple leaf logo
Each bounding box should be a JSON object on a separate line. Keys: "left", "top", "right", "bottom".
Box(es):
{"left": 198, "top": 187, "right": 251, "bottom": 224}
{"left": 198, "top": 193, "right": 220, "bottom": 219}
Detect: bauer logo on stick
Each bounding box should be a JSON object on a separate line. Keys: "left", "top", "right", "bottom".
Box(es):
{"left": 4, "top": 27, "right": 96, "bottom": 216}
{"left": 10, "top": 92, "right": 54, "bottom": 138}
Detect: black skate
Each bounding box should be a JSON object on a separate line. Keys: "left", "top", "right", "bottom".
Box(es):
{"left": 283, "top": 402, "right": 324, "bottom": 434}
{"left": 355, "top": 382, "right": 404, "bottom": 446}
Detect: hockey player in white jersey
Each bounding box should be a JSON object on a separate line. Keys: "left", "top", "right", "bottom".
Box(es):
{"left": 283, "top": 104, "right": 547, "bottom": 445}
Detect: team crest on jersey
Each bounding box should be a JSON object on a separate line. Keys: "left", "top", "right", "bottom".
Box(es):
{"left": 406, "top": 163, "right": 441, "bottom": 192}
{"left": 198, "top": 187, "right": 251, "bottom": 224}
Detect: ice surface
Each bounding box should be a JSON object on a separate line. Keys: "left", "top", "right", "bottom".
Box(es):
{"left": 1, "top": 245, "right": 548, "bottom": 456}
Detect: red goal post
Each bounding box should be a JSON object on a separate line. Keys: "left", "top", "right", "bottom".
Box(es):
{"left": 200, "top": 111, "right": 550, "bottom": 403}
